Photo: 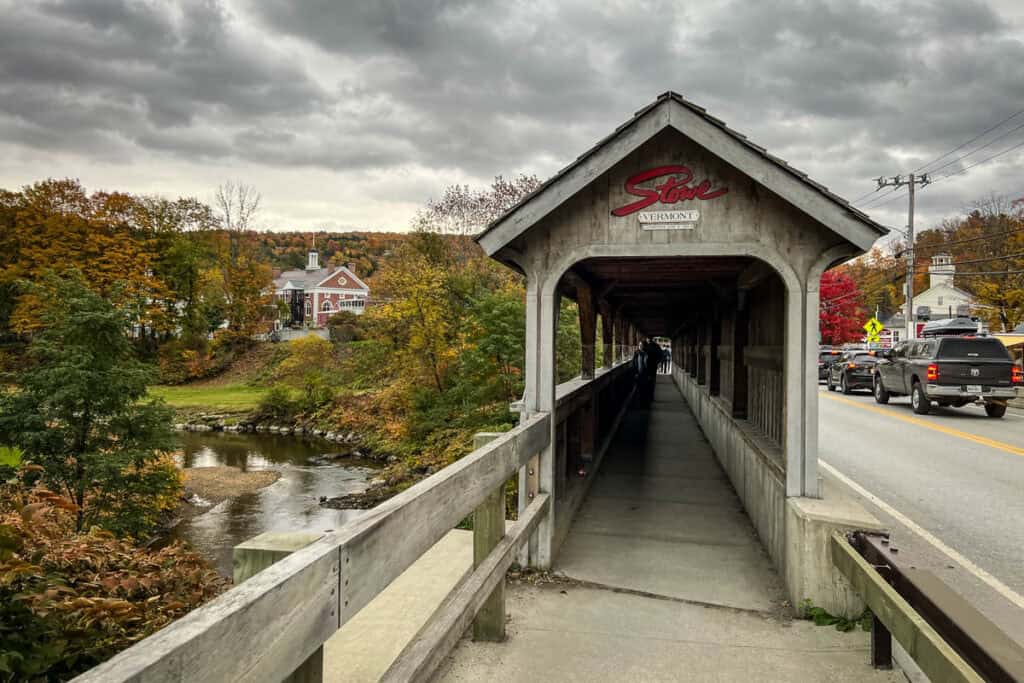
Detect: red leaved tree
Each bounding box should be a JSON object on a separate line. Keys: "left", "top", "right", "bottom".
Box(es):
{"left": 820, "top": 269, "right": 866, "bottom": 345}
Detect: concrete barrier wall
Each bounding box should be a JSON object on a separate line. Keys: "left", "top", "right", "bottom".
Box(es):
{"left": 672, "top": 367, "right": 788, "bottom": 578}
{"left": 673, "top": 365, "right": 883, "bottom": 618}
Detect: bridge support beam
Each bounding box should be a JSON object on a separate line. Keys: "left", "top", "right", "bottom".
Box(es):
{"left": 520, "top": 269, "right": 559, "bottom": 570}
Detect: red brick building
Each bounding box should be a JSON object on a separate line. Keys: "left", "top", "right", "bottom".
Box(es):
{"left": 273, "top": 251, "right": 369, "bottom": 328}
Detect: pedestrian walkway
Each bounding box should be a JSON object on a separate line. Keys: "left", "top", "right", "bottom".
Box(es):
{"left": 439, "top": 377, "right": 902, "bottom": 681}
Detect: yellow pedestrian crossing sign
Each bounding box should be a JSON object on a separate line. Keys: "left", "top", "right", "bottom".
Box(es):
{"left": 863, "top": 317, "right": 883, "bottom": 341}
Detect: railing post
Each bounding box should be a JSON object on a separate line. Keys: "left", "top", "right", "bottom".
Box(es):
{"left": 472, "top": 433, "right": 507, "bottom": 641}
{"left": 871, "top": 614, "right": 893, "bottom": 669}
{"left": 233, "top": 532, "right": 327, "bottom": 683}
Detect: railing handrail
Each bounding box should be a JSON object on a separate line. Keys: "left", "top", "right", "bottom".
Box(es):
{"left": 75, "top": 412, "right": 551, "bottom": 682}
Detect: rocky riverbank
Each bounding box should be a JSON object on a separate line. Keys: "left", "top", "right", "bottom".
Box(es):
{"left": 172, "top": 412, "right": 368, "bottom": 449}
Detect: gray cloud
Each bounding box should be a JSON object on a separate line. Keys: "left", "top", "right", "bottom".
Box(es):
{"left": 0, "top": 0, "right": 1022, "bottom": 232}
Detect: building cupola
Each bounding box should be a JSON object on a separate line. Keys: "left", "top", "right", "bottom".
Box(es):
{"left": 928, "top": 253, "right": 954, "bottom": 289}
{"left": 306, "top": 250, "right": 320, "bottom": 271}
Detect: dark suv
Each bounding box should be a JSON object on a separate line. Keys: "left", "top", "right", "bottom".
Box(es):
{"left": 826, "top": 350, "right": 879, "bottom": 394}
{"left": 873, "top": 337, "right": 1021, "bottom": 417}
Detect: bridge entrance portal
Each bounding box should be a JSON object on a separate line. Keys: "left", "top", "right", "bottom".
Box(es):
{"left": 476, "top": 92, "right": 887, "bottom": 613}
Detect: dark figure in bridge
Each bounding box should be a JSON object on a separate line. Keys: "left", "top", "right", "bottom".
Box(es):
{"left": 634, "top": 338, "right": 661, "bottom": 404}
{"left": 659, "top": 345, "right": 670, "bottom": 374}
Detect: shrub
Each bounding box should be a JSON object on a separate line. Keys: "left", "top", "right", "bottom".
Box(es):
{"left": 255, "top": 384, "right": 296, "bottom": 422}
{"left": 0, "top": 473, "right": 226, "bottom": 680}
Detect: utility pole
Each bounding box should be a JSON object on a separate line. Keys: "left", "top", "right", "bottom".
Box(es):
{"left": 876, "top": 173, "right": 930, "bottom": 340}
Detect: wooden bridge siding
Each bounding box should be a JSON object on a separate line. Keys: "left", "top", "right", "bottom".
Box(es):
{"left": 670, "top": 272, "right": 785, "bottom": 448}
{"left": 744, "top": 275, "right": 785, "bottom": 446}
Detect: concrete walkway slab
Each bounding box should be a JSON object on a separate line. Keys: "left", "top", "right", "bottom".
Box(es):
{"left": 555, "top": 377, "right": 785, "bottom": 612}
{"left": 438, "top": 583, "right": 903, "bottom": 683}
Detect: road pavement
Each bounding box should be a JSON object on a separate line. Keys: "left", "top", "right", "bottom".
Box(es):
{"left": 817, "top": 384, "right": 1024, "bottom": 644}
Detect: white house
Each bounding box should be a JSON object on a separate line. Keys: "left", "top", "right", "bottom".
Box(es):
{"left": 273, "top": 251, "right": 370, "bottom": 328}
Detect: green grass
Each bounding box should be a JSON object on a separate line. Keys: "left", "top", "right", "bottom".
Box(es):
{"left": 148, "top": 384, "right": 268, "bottom": 411}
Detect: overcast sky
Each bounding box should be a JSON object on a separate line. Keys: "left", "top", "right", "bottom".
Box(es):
{"left": 1, "top": 0, "right": 1023, "bottom": 239}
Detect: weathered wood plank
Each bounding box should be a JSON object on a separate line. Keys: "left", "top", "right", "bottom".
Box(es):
{"left": 380, "top": 494, "right": 550, "bottom": 683}
{"left": 75, "top": 536, "right": 341, "bottom": 683}
{"left": 830, "top": 532, "right": 984, "bottom": 683}
{"left": 339, "top": 413, "right": 550, "bottom": 621}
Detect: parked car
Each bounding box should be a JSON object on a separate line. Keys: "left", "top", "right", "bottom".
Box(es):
{"left": 818, "top": 348, "right": 842, "bottom": 382}
{"left": 826, "top": 350, "right": 879, "bottom": 394}
{"left": 873, "top": 336, "right": 1021, "bottom": 417}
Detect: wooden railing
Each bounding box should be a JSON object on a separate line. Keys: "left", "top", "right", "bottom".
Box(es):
{"left": 75, "top": 413, "right": 550, "bottom": 683}
{"left": 75, "top": 365, "right": 635, "bottom": 683}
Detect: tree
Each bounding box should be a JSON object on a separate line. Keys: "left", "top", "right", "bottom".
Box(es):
{"left": 820, "top": 269, "right": 866, "bottom": 345}
{"left": 0, "top": 179, "right": 166, "bottom": 334}
{"left": 134, "top": 196, "right": 220, "bottom": 346}
{"left": 212, "top": 182, "right": 272, "bottom": 339}
{"left": 215, "top": 180, "right": 261, "bottom": 232}
{"left": 0, "top": 274, "right": 179, "bottom": 537}
{"left": 413, "top": 174, "right": 541, "bottom": 236}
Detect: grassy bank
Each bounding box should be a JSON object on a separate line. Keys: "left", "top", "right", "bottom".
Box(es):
{"left": 149, "top": 384, "right": 267, "bottom": 411}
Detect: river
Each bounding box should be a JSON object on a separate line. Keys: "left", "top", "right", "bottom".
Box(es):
{"left": 170, "top": 431, "right": 379, "bottom": 576}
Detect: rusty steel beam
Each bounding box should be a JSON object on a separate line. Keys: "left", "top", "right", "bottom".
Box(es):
{"left": 852, "top": 531, "right": 1024, "bottom": 683}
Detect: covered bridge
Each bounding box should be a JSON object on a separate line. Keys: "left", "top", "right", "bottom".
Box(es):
{"left": 477, "top": 91, "right": 887, "bottom": 606}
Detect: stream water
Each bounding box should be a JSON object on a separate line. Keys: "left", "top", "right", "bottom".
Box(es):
{"left": 169, "top": 431, "right": 379, "bottom": 576}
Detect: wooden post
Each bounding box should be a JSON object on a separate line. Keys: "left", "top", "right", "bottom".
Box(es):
{"left": 599, "top": 300, "right": 614, "bottom": 368}
{"left": 233, "top": 532, "right": 327, "bottom": 683}
{"left": 472, "top": 433, "right": 506, "bottom": 641}
{"left": 871, "top": 614, "right": 893, "bottom": 669}
{"left": 733, "top": 298, "right": 749, "bottom": 418}
{"left": 577, "top": 282, "right": 596, "bottom": 380}
{"left": 614, "top": 315, "right": 627, "bottom": 361}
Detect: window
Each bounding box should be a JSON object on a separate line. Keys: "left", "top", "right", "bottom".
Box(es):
{"left": 321, "top": 300, "right": 333, "bottom": 312}
{"left": 937, "top": 296, "right": 943, "bottom": 306}
{"left": 937, "top": 338, "right": 1010, "bottom": 360}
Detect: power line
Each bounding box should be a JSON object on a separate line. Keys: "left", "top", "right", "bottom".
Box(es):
{"left": 856, "top": 184, "right": 903, "bottom": 208}
{"left": 907, "top": 227, "right": 1024, "bottom": 252}
{"left": 929, "top": 137, "right": 1024, "bottom": 184}
{"left": 923, "top": 119, "right": 1024, "bottom": 177}
{"left": 912, "top": 108, "right": 1024, "bottom": 174}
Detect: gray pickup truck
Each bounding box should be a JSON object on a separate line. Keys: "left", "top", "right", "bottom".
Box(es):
{"left": 873, "top": 336, "right": 1020, "bottom": 417}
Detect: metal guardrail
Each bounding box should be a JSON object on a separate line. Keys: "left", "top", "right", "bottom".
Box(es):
{"left": 832, "top": 530, "right": 1024, "bottom": 683}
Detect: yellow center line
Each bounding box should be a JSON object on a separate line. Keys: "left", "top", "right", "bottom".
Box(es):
{"left": 822, "top": 392, "right": 1024, "bottom": 457}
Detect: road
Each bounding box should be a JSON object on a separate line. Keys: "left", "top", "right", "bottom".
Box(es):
{"left": 817, "top": 385, "right": 1024, "bottom": 643}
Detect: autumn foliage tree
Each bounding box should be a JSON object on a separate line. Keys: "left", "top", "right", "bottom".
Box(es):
{"left": 820, "top": 269, "right": 866, "bottom": 345}
{"left": 0, "top": 180, "right": 168, "bottom": 335}
{"left": 0, "top": 275, "right": 179, "bottom": 538}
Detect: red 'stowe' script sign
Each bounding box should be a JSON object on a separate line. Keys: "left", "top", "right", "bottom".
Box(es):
{"left": 611, "top": 165, "right": 728, "bottom": 216}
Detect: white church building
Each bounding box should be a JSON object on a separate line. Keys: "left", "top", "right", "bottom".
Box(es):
{"left": 913, "top": 254, "right": 974, "bottom": 320}
{"left": 880, "top": 253, "right": 978, "bottom": 342}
